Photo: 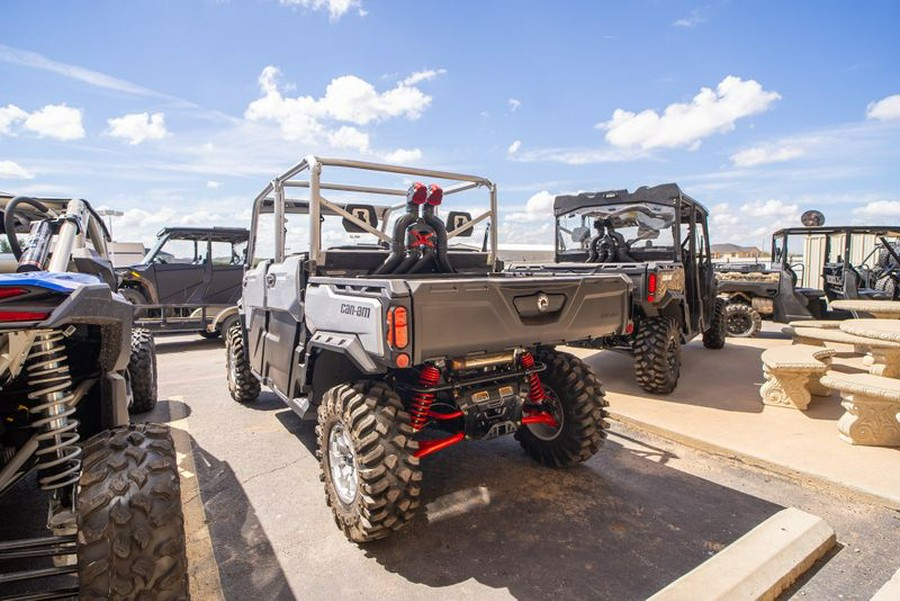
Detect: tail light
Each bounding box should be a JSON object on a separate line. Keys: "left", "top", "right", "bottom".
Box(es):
{"left": 386, "top": 306, "right": 409, "bottom": 349}
{"left": 647, "top": 272, "right": 658, "bottom": 303}
{"left": 0, "top": 286, "right": 50, "bottom": 322}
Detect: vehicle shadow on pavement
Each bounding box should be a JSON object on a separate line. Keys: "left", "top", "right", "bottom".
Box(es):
{"left": 354, "top": 432, "right": 782, "bottom": 601}
{"left": 188, "top": 435, "right": 295, "bottom": 600}
{"left": 154, "top": 336, "right": 224, "bottom": 355}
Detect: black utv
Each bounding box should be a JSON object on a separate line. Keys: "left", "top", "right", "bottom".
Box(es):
{"left": 717, "top": 225, "right": 900, "bottom": 335}
{"left": 513, "top": 183, "right": 726, "bottom": 394}
{"left": 117, "top": 226, "right": 249, "bottom": 337}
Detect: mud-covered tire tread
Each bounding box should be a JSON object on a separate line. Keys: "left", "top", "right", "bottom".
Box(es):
{"left": 516, "top": 349, "right": 609, "bottom": 468}
{"left": 703, "top": 298, "right": 727, "bottom": 349}
{"left": 127, "top": 328, "right": 157, "bottom": 413}
{"left": 77, "top": 423, "right": 188, "bottom": 601}
{"left": 226, "top": 322, "right": 260, "bottom": 403}
{"left": 724, "top": 302, "right": 762, "bottom": 338}
{"left": 633, "top": 316, "right": 681, "bottom": 394}
{"left": 316, "top": 381, "right": 421, "bottom": 543}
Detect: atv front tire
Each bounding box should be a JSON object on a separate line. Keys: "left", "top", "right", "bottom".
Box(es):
{"left": 724, "top": 302, "right": 762, "bottom": 338}
{"left": 633, "top": 317, "right": 682, "bottom": 394}
{"left": 77, "top": 424, "right": 188, "bottom": 600}
{"left": 127, "top": 328, "right": 158, "bottom": 413}
{"left": 516, "top": 349, "right": 609, "bottom": 467}
{"left": 317, "top": 381, "right": 421, "bottom": 543}
{"left": 226, "top": 322, "right": 260, "bottom": 403}
{"left": 703, "top": 298, "right": 727, "bottom": 349}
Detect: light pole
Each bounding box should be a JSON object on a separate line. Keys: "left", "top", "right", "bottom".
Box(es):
{"left": 97, "top": 209, "right": 124, "bottom": 239}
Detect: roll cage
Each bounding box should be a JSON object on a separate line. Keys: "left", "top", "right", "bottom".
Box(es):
{"left": 552, "top": 183, "right": 711, "bottom": 264}
{"left": 247, "top": 156, "right": 498, "bottom": 269}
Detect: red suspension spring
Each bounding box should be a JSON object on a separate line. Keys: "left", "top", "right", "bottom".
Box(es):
{"left": 519, "top": 351, "right": 546, "bottom": 403}
{"left": 409, "top": 363, "right": 441, "bottom": 432}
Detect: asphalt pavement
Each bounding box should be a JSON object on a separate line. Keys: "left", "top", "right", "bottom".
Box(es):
{"left": 3, "top": 333, "right": 899, "bottom": 600}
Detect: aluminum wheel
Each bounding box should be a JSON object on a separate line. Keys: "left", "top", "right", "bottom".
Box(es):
{"left": 526, "top": 386, "right": 565, "bottom": 441}
{"left": 328, "top": 423, "right": 358, "bottom": 505}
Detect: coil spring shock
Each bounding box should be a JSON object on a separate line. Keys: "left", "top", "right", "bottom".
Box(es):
{"left": 519, "top": 351, "right": 546, "bottom": 404}
{"left": 409, "top": 363, "right": 441, "bottom": 432}
{"left": 26, "top": 330, "right": 82, "bottom": 492}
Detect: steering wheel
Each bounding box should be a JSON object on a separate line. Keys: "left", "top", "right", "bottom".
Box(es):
{"left": 3, "top": 196, "right": 52, "bottom": 260}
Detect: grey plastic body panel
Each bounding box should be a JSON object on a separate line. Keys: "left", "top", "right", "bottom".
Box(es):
{"left": 406, "top": 274, "right": 631, "bottom": 363}
{"left": 299, "top": 273, "right": 631, "bottom": 366}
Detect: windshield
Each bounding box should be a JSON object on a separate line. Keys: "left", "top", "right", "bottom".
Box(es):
{"left": 557, "top": 203, "right": 676, "bottom": 253}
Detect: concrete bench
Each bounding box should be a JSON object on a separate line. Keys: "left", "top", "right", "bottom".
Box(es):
{"left": 787, "top": 320, "right": 843, "bottom": 330}
{"left": 789, "top": 326, "right": 900, "bottom": 377}
{"left": 760, "top": 345, "right": 836, "bottom": 410}
{"left": 819, "top": 371, "right": 900, "bottom": 446}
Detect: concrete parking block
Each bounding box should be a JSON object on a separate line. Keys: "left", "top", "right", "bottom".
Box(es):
{"left": 871, "top": 566, "right": 900, "bottom": 601}
{"left": 648, "top": 507, "right": 835, "bottom": 601}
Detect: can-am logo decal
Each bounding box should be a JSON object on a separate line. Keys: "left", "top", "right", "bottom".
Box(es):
{"left": 340, "top": 303, "right": 371, "bottom": 319}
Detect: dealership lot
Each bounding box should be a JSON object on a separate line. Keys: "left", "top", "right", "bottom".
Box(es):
{"left": 147, "top": 334, "right": 900, "bottom": 600}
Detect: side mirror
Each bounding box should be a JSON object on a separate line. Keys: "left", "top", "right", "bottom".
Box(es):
{"left": 447, "top": 211, "right": 474, "bottom": 237}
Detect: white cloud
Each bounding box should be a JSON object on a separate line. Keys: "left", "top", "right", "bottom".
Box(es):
{"left": 673, "top": 10, "right": 706, "bottom": 28}
{"left": 853, "top": 200, "right": 900, "bottom": 217}
{"left": 0, "top": 104, "right": 28, "bottom": 135}
{"left": 245, "top": 66, "right": 433, "bottom": 144}
{"left": 508, "top": 139, "right": 522, "bottom": 154}
{"left": 740, "top": 199, "right": 799, "bottom": 217}
{"left": 731, "top": 144, "right": 804, "bottom": 167}
{"left": 598, "top": 76, "right": 781, "bottom": 150}
{"left": 0, "top": 44, "right": 164, "bottom": 98}
{"left": 206, "top": 180, "right": 221, "bottom": 189}
{"left": 509, "top": 146, "right": 646, "bottom": 165}
{"left": 278, "top": 0, "right": 365, "bottom": 20}
{"left": 383, "top": 148, "right": 422, "bottom": 163}
{"left": 509, "top": 98, "right": 521, "bottom": 112}
{"left": 23, "top": 104, "right": 85, "bottom": 140}
{"left": 0, "top": 160, "right": 34, "bottom": 180}
{"left": 106, "top": 112, "right": 168, "bottom": 145}
{"left": 866, "top": 94, "right": 900, "bottom": 121}
{"left": 326, "top": 125, "right": 369, "bottom": 152}
{"left": 401, "top": 69, "right": 446, "bottom": 86}
{"left": 506, "top": 190, "right": 554, "bottom": 223}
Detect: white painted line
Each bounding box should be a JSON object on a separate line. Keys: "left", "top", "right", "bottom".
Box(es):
{"left": 169, "top": 396, "right": 225, "bottom": 601}
{"left": 871, "top": 565, "right": 900, "bottom": 601}
{"left": 649, "top": 507, "right": 835, "bottom": 601}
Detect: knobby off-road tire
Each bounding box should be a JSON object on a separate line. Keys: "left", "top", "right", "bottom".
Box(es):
{"left": 127, "top": 328, "right": 158, "bottom": 413}
{"left": 633, "top": 316, "right": 682, "bottom": 395}
{"left": 119, "top": 287, "right": 149, "bottom": 319}
{"left": 225, "top": 322, "right": 260, "bottom": 403}
{"left": 724, "top": 302, "right": 762, "bottom": 338}
{"left": 516, "top": 349, "right": 609, "bottom": 468}
{"left": 317, "top": 381, "right": 421, "bottom": 543}
{"left": 703, "top": 298, "right": 727, "bottom": 349}
{"left": 77, "top": 424, "right": 188, "bottom": 601}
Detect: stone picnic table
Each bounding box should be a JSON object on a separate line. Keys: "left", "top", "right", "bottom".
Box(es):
{"left": 832, "top": 299, "right": 900, "bottom": 319}
{"left": 840, "top": 319, "right": 900, "bottom": 378}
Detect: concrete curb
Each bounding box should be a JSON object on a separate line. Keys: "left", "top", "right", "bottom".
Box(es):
{"left": 648, "top": 507, "right": 835, "bottom": 601}
{"left": 871, "top": 566, "right": 900, "bottom": 601}
{"left": 169, "top": 397, "right": 225, "bottom": 601}
{"left": 609, "top": 412, "right": 900, "bottom": 510}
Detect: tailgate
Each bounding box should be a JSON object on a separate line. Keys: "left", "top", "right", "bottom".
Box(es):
{"left": 407, "top": 274, "right": 631, "bottom": 362}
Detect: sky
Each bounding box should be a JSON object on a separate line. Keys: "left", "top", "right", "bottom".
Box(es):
{"left": 1, "top": 0, "right": 899, "bottom": 251}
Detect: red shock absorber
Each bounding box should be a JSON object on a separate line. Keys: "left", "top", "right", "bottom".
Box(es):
{"left": 519, "top": 351, "right": 546, "bottom": 404}
{"left": 520, "top": 351, "right": 559, "bottom": 429}
{"left": 409, "top": 363, "right": 440, "bottom": 432}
